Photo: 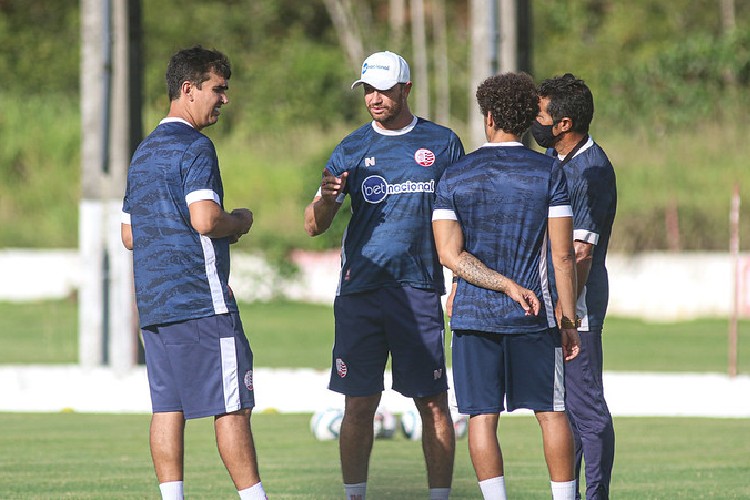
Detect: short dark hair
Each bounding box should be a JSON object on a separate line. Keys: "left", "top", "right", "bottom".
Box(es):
{"left": 537, "top": 73, "right": 594, "bottom": 134}
{"left": 165, "top": 46, "right": 231, "bottom": 101}
{"left": 476, "top": 72, "right": 538, "bottom": 136}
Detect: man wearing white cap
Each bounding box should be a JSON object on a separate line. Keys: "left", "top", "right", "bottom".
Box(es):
{"left": 305, "top": 51, "right": 465, "bottom": 500}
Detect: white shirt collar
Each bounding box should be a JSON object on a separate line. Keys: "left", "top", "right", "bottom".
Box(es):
{"left": 480, "top": 141, "right": 524, "bottom": 148}
{"left": 160, "top": 117, "right": 194, "bottom": 128}
{"left": 371, "top": 115, "right": 418, "bottom": 136}
{"left": 556, "top": 135, "right": 594, "bottom": 160}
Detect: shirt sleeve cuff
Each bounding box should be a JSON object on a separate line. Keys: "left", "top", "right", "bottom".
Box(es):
{"left": 432, "top": 209, "right": 458, "bottom": 221}
{"left": 185, "top": 189, "right": 220, "bottom": 206}
{"left": 574, "top": 229, "right": 599, "bottom": 245}
{"left": 548, "top": 205, "right": 573, "bottom": 218}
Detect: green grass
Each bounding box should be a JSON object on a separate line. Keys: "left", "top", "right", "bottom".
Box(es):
{"left": 0, "top": 300, "right": 750, "bottom": 373}
{"left": 1, "top": 299, "right": 749, "bottom": 374}
{"left": 597, "top": 123, "right": 750, "bottom": 251}
{"left": 0, "top": 412, "right": 747, "bottom": 499}
{"left": 1, "top": 300, "right": 748, "bottom": 498}
{"left": 0, "top": 299, "right": 78, "bottom": 364}
{"left": 602, "top": 316, "right": 750, "bottom": 374}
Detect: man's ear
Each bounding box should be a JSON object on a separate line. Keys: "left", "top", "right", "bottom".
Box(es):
{"left": 485, "top": 111, "right": 495, "bottom": 129}
{"left": 181, "top": 80, "right": 193, "bottom": 101}
{"left": 558, "top": 116, "right": 573, "bottom": 133}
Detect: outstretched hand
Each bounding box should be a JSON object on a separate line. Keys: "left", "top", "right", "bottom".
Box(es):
{"left": 320, "top": 168, "right": 348, "bottom": 200}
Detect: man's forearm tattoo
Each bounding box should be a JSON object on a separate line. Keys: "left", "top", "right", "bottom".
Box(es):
{"left": 455, "top": 252, "right": 508, "bottom": 293}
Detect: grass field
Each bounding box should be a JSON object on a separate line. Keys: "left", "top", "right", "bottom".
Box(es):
{"left": 0, "top": 412, "right": 748, "bottom": 499}
{"left": 1, "top": 299, "right": 748, "bottom": 374}
{"left": 1, "top": 300, "right": 749, "bottom": 498}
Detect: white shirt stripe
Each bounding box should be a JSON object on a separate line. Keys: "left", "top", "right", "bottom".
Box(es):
{"left": 199, "top": 234, "right": 228, "bottom": 315}
{"left": 553, "top": 347, "right": 566, "bottom": 411}
{"left": 538, "top": 228, "right": 556, "bottom": 328}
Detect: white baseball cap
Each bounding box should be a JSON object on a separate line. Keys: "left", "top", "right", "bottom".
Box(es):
{"left": 351, "top": 51, "right": 411, "bottom": 91}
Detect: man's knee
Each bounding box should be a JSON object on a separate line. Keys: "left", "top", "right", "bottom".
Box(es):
{"left": 414, "top": 392, "right": 451, "bottom": 425}
{"left": 345, "top": 394, "right": 381, "bottom": 423}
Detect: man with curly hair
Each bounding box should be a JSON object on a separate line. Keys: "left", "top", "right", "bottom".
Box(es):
{"left": 533, "top": 73, "right": 617, "bottom": 500}
{"left": 432, "top": 72, "right": 580, "bottom": 500}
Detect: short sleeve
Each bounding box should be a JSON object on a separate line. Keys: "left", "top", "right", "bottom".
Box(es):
{"left": 121, "top": 177, "right": 132, "bottom": 223}
{"left": 449, "top": 133, "right": 465, "bottom": 164}
{"left": 183, "top": 137, "right": 221, "bottom": 205}
{"left": 548, "top": 162, "right": 571, "bottom": 211}
{"left": 433, "top": 169, "right": 457, "bottom": 218}
{"left": 570, "top": 169, "right": 615, "bottom": 245}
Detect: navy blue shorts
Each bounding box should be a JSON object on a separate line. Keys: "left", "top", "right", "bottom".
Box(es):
{"left": 451, "top": 328, "right": 565, "bottom": 415}
{"left": 141, "top": 311, "right": 255, "bottom": 419}
{"left": 329, "top": 286, "right": 449, "bottom": 398}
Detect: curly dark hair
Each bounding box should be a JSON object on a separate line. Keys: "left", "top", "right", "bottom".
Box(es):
{"left": 537, "top": 73, "right": 594, "bottom": 134}
{"left": 165, "top": 45, "right": 232, "bottom": 101}
{"left": 475, "top": 72, "right": 538, "bottom": 137}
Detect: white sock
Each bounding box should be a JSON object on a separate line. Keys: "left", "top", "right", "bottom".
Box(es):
{"left": 550, "top": 479, "right": 576, "bottom": 500}
{"left": 237, "top": 482, "right": 268, "bottom": 500}
{"left": 344, "top": 481, "right": 367, "bottom": 500}
{"left": 430, "top": 487, "right": 451, "bottom": 499}
{"left": 159, "top": 481, "right": 184, "bottom": 500}
{"left": 238, "top": 481, "right": 267, "bottom": 500}
{"left": 478, "top": 476, "right": 506, "bottom": 500}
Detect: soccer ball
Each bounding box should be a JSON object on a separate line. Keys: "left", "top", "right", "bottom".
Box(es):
{"left": 401, "top": 408, "right": 469, "bottom": 440}
{"left": 310, "top": 408, "right": 344, "bottom": 441}
{"left": 451, "top": 409, "right": 469, "bottom": 439}
{"left": 373, "top": 407, "right": 397, "bottom": 439}
{"left": 400, "top": 409, "right": 422, "bottom": 441}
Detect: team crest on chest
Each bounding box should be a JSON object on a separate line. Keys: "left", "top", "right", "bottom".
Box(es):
{"left": 414, "top": 148, "right": 436, "bottom": 167}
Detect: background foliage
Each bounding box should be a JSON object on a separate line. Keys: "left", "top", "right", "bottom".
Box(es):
{"left": 1, "top": 0, "right": 749, "bottom": 257}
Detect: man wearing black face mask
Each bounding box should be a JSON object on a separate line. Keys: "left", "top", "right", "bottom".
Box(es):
{"left": 534, "top": 74, "right": 617, "bottom": 500}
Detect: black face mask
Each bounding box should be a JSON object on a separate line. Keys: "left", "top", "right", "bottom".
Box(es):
{"left": 531, "top": 121, "right": 557, "bottom": 148}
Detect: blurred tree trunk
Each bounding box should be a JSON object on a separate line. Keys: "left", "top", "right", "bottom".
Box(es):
{"left": 469, "top": 0, "right": 492, "bottom": 148}
{"left": 432, "top": 0, "right": 450, "bottom": 124}
{"left": 720, "top": 0, "right": 736, "bottom": 32}
{"left": 411, "top": 0, "right": 430, "bottom": 118}
{"left": 498, "top": 0, "right": 517, "bottom": 73}
{"left": 322, "top": 0, "right": 366, "bottom": 70}
{"left": 389, "top": 0, "right": 406, "bottom": 54}
{"left": 720, "top": 0, "right": 737, "bottom": 85}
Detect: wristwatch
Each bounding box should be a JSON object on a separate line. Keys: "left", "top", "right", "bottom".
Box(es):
{"left": 560, "top": 316, "right": 581, "bottom": 329}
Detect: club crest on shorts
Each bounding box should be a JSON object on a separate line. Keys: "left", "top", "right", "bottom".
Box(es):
{"left": 244, "top": 370, "right": 253, "bottom": 391}
{"left": 336, "top": 358, "right": 348, "bottom": 378}
{"left": 433, "top": 369, "right": 443, "bottom": 380}
{"left": 414, "top": 148, "right": 436, "bottom": 167}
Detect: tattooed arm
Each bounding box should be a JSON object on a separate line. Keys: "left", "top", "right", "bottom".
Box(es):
{"left": 432, "top": 219, "right": 540, "bottom": 316}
